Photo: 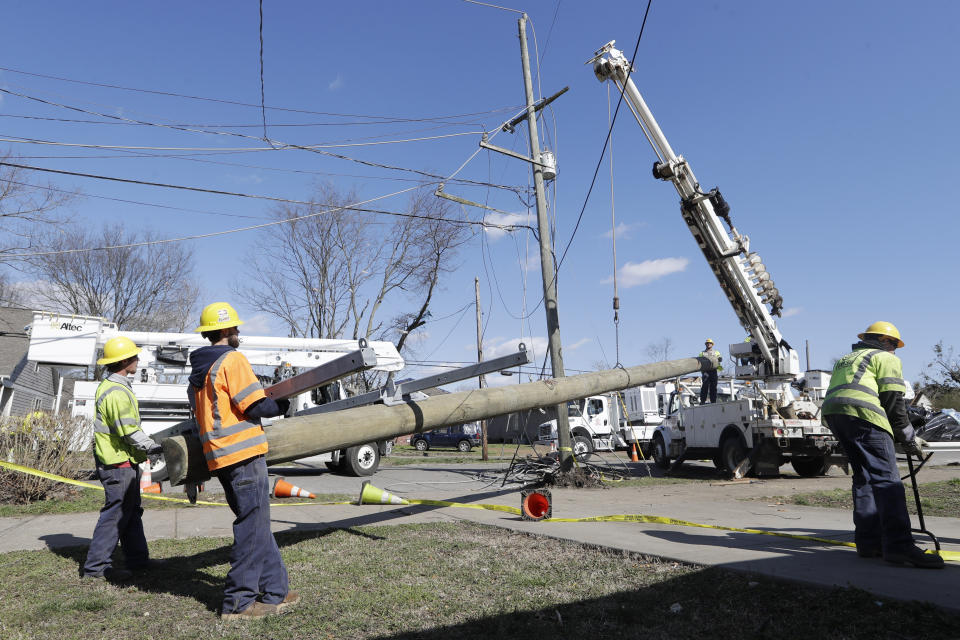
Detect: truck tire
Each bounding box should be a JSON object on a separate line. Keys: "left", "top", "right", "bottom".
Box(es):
{"left": 340, "top": 443, "right": 380, "bottom": 476}
{"left": 413, "top": 438, "right": 429, "bottom": 451}
{"left": 652, "top": 433, "right": 671, "bottom": 470}
{"left": 457, "top": 439, "right": 472, "bottom": 452}
{"left": 790, "top": 455, "right": 829, "bottom": 478}
{"left": 572, "top": 435, "right": 594, "bottom": 462}
{"left": 721, "top": 435, "right": 751, "bottom": 478}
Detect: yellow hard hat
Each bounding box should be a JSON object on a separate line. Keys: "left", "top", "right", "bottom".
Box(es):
{"left": 97, "top": 336, "right": 141, "bottom": 365}
{"left": 858, "top": 321, "right": 904, "bottom": 348}
{"left": 704, "top": 338, "right": 714, "bottom": 344}
{"left": 194, "top": 302, "right": 244, "bottom": 333}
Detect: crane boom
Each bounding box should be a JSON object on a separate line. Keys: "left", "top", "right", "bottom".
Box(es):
{"left": 589, "top": 41, "right": 800, "bottom": 380}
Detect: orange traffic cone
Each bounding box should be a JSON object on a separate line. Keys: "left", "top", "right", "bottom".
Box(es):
{"left": 358, "top": 481, "right": 409, "bottom": 505}
{"left": 520, "top": 488, "right": 552, "bottom": 521}
{"left": 630, "top": 443, "right": 639, "bottom": 462}
{"left": 139, "top": 461, "right": 161, "bottom": 493}
{"left": 139, "top": 461, "right": 152, "bottom": 491}
{"left": 273, "top": 477, "right": 316, "bottom": 499}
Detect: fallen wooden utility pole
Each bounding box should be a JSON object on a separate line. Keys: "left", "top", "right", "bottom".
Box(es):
{"left": 163, "top": 357, "right": 705, "bottom": 485}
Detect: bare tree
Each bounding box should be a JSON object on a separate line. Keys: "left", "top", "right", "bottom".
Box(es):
{"left": 24, "top": 223, "right": 199, "bottom": 331}
{"left": 241, "top": 183, "right": 471, "bottom": 350}
{"left": 0, "top": 271, "right": 27, "bottom": 307}
{"left": 0, "top": 151, "right": 74, "bottom": 265}
{"left": 645, "top": 336, "right": 674, "bottom": 362}
{"left": 919, "top": 341, "right": 960, "bottom": 409}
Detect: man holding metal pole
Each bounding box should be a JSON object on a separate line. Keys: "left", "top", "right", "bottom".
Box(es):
{"left": 822, "top": 321, "right": 943, "bottom": 569}
{"left": 189, "top": 302, "right": 299, "bottom": 619}
{"left": 81, "top": 337, "right": 163, "bottom": 580}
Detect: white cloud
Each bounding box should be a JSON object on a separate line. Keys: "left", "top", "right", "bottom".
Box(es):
{"left": 602, "top": 222, "right": 644, "bottom": 240}
{"left": 328, "top": 74, "right": 344, "bottom": 91}
{"left": 484, "top": 335, "right": 546, "bottom": 361}
{"left": 605, "top": 257, "right": 689, "bottom": 288}
{"left": 227, "top": 174, "right": 264, "bottom": 185}
{"left": 781, "top": 307, "right": 802, "bottom": 318}
{"left": 483, "top": 211, "right": 531, "bottom": 241}
{"left": 566, "top": 337, "right": 592, "bottom": 351}
{"left": 241, "top": 313, "right": 277, "bottom": 335}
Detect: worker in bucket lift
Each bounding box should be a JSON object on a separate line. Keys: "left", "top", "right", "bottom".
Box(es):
{"left": 81, "top": 336, "right": 164, "bottom": 581}
{"left": 698, "top": 339, "right": 723, "bottom": 404}
{"left": 822, "top": 321, "right": 943, "bottom": 569}
{"left": 188, "top": 302, "right": 300, "bottom": 619}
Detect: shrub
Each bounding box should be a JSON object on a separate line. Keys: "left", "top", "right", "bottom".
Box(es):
{"left": 0, "top": 412, "right": 91, "bottom": 504}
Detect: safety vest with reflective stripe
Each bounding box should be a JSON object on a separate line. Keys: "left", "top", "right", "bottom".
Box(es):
{"left": 699, "top": 349, "right": 723, "bottom": 371}
{"left": 822, "top": 348, "right": 907, "bottom": 436}
{"left": 194, "top": 350, "right": 268, "bottom": 471}
{"left": 93, "top": 374, "right": 146, "bottom": 466}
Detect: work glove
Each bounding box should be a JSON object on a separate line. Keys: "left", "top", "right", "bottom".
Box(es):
{"left": 902, "top": 437, "right": 927, "bottom": 457}
{"left": 276, "top": 398, "right": 291, "bottom": 416}
{"left": 147, "top": 443, "right": 164, "bottom": 456}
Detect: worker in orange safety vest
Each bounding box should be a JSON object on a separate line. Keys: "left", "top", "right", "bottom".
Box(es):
{"left": 188, "top": 302, "right": 301, "bottom": 620}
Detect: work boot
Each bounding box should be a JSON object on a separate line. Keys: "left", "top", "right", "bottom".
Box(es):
{"left": 856, "top": 545, "right": 882, "bottom": 558}
{"left": 883, "top": 546, "right": 945, "bottom": 569}
{"left": 275, "top": 591, "right": 301, "bottom": 613}
{"left": 81, "top": 567, "right": 133, "bottom": 582}
{"left": 221, "top": 601, "right": 278, "bottom": 621}
{"left": 128, "top": 558, "right": 168, "bottom": 571}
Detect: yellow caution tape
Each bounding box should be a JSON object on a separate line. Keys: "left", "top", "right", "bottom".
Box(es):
{"left": 0, "top": 460, "right": 321, "bottom": 508}
{"left": 2, "top": 460, "right": 956, "bottom": 562}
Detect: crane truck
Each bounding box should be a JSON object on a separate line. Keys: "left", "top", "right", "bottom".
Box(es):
{"left": 589, "top": 41, "right": 842, "bottom": 477}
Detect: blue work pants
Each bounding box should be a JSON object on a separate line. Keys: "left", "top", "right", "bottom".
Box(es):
{"left": 82, "top": 464, "right": 149, "bottom": 575}
{"left": 825, "top": 414, "right": 913, "bottom": 553}
{"left": 217, "top": 455, "right": 288, "bottom": 614}
{"left": 700, "top": 370, "right": 718, "bottom": 404}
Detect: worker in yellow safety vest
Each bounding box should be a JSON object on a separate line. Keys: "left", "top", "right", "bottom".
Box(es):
{"left": 822, "top": 321, "right": 943, "bottom": 569}
{"left": 188, "top": 302, "right": 299, "bottom": 620}
{"left": 698, "top": 339, "right": 723, "bottom": 404}
{"left": 81, "top": 336, "right": 164, "bottom": 581}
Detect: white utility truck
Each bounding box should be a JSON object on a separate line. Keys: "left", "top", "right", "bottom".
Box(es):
{"left": 535, "top": 385, "right": 665, "bottom": 458}
{"left": 32, "top": 311, "right": 406, "bottom": 480}
{"left": 590, "top": 42, "right": 842, "bottom": 477}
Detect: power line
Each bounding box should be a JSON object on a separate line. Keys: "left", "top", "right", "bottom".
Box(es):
{"left": 556, "top": 0, "right": 652, "bottom": 272}
{"left": 0, "top": 161, "right": 535, "bottom": 256}
{"left": 258, "top": 0, "right": 269, "bottom": 141}
{"left": 0, "top": 64, "right": 523, "bottom": 125}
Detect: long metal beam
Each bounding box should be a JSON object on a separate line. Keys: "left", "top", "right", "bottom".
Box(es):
{"left": 163, "top": 357, "right": 704, "bottom": 485}
{"left": 263, "top": 347, "right": 377, "bottom": 400}
{"left": 296, "top": 347, "right": 531, "bottom": 415}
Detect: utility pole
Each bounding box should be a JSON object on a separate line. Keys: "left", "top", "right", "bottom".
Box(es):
{"left": 517, "top": 13, "right": 573, "bottom": 471}
{"left": 475, "top": 276, "right": 489, "bottom": 461}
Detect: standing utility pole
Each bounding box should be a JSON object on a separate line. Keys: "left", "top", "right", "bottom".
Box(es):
{"left": 475, "top": 277, "right": 489, "bottom": 461}
{"left": 517, "top": 13, "right": 573, "bottom": 471}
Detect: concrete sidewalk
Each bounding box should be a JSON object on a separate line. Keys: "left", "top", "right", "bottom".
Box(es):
{"left": 1, "top": 464, "right": 957, "bottom": 612}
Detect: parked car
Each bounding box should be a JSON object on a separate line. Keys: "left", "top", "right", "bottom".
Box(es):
{"left": 411, "top": 423, "right": 481, "bottom": 452}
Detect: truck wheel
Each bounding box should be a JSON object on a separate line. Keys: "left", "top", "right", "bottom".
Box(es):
{"left": 572, "top": 435, "right": 594, "bottom": 462}
{"left": 790, "top": 456, "right": 829, "bottom": 478}
{"left": 652, "top": 433, "right": 671, "bottom": 470}
{"left": 721, "top": 435, "right": 751, "bottom": 478}
{"left": 414, "top": 438, "right": 429, "bottom": 451}
{"left": 457, "top": 440, "right": 472, "bottom": 452}
{"left": 340, "top": 443, "right": 380, "bottom": 476}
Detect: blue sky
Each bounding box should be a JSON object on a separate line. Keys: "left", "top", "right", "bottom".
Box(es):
{"left": 2, "top": 1, "right": 958, "bottom": 387}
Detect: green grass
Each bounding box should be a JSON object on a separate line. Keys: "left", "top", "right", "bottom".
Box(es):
{"left": 0, "top": 521, "right": 958, "bottom": 640}
{"left": 768, "top": 478, "right": 960, "bottom": 517}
